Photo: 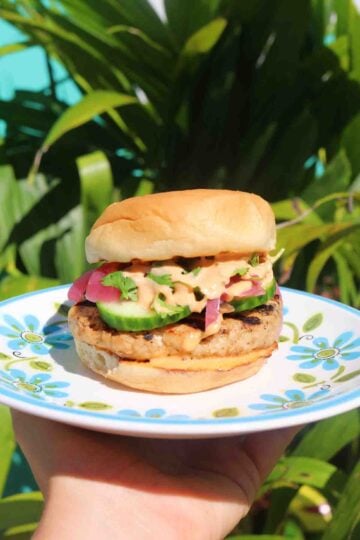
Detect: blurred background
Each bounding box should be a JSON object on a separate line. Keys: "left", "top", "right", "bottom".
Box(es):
{"left": 0, "top": 1, "right": 359, "bottom": 539}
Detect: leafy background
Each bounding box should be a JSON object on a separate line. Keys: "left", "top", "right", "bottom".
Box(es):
{"left": 0, "top": 0, "right": 359, "bottom": 538}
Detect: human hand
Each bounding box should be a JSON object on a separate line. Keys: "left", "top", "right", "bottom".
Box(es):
{"left": 12, "top": 411, "right": 299, "bottom": 540}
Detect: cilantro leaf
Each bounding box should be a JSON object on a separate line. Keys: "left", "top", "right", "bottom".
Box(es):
{"left": 147, "top": 272, "right": 173, "bottom": 287}
{"left": 249, "top": 253, "right": 260, "bottom": 267}
{"left": 152, "top": 294, "right": 185, "bottom": 317}
{"left": 102, "top": 271, "right": 138, "bottom": 301}
{"left": 232, "top": 267, "right": 248, "bottom": 277}
{"left": 191, "top": 267, "right": 201, "bottom": 276}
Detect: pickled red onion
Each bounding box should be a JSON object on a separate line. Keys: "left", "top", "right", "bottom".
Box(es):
{"left": 67, "top": 270, "right": 93, "bottom": 303}
{"left": 85, "top": 262, "right": 120, "bottom": 302}
{"left": 205, "top": 298, "right": 220, "bottom": 330}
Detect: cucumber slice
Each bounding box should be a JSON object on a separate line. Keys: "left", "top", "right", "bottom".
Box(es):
{"left": 230, "top": 280, "right": 276, "bottom": 312}
{"left": 97, "top": 300, "right": 191, "bottom": 331}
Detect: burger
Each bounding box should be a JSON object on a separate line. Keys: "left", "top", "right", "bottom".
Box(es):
{"left": 67, "top": 189, "right": 282, "bottom": 393}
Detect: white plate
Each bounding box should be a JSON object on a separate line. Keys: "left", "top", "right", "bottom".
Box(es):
{"left": 0, "top": 286, "right": 359, "bottom": 438}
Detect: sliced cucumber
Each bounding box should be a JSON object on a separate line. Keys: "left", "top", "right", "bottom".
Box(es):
{"left": 230, "top": 280, "right": 276, "bottom": 312}
{"left": 97, "top": 300, "right": 191, "bottom": 331}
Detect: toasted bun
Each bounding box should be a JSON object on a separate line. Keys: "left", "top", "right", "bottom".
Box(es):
{"left": 73, "top": 339, "right": 277, "bottom": 394}
{"left": 85, "top": 189, "right": 275, "bottom": 263}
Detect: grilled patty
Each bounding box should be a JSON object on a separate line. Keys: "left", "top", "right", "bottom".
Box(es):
{"left": 68, "top": 294, "right": 282, "bottom": 361}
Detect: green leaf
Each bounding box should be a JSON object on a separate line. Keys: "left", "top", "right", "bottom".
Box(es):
{"left": 293, "top": 373, "right": 317, "bottom": 383}
{"left": 292, "top": 411, "right": 360, "bottom": 460}
{"left": 290, "top": 485, "right": 331, "bottom": 533}
{"left": 182, "top": 18, "right": 227, "bottom": 56}
{"left": 165, "top": 0, "right": 221, "bottom": 48}
{"left": 147, "top": 272, "right": 174, "bottom": 287}
{"left": 0, "top": 406, "right": 15, "bottom": 497}
{"left": 41, "top": 91, "right": 137, "bottom": 151}
{"left": 102, "top": 271, "right": 138, "bottom": 301}
{"left": 322, "top": 461, "right": 360, "bottom": 540}
{"left": 334, "top": 369, "right": 360, "bottom": 383}
{"left": 0, "top": 275, "right": 59, "bottom": 301}
{"left": 226, "top": 534, "right": 287, "bottom": 540}
{"left": 213, "top": 407, "right": 239, "bottom": 418}
{"left": 1, "top": 522, "right": 38, "bottom": 539}
{"left": 261, "top": 457, "right": 339, "bottom": 494}
{"left": 191, "top": 267, "right": 202, "bottom": 276}
{"left": 341, "top": 113, "right": 360, "bottom": 177}
{"left": 77, "top": 150, "right": 114, "bottom": 238}
{"left": 0, "top": 41, "right": 33, "bottom": 57}
{"left": 302, "top": 313, "right": 323, "bottom": 332}
{"left": 0, "top": 492, "right": 43, "bottom": 530}
{"left": 302, "top": 150, "right": 352, "bottom": 210}
{"left": 29, "top": 361, "right": 52, "bottom": 372}
{"left": 333, "top": 251, "right": 359, "bottom": 306}
{"left": 152, "top": 294, "right": 186, "bottom": 316}
{"left": 306, "top": 239, "right": 343, "bottom": 292}
{"left": 79, "top": 402, "right": 112, "bottom": 410}
{"left": 249, "top": 253, "right": 260, "bottom": 267}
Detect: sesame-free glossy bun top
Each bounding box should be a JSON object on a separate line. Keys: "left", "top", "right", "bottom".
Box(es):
{"left": 85, "top": 189, "right": 276, "bottom": 263}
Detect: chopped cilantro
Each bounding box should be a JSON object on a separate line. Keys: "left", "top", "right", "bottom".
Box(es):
{"left": 102, "top": 271, "right": 138, "bottom": 301}
{"left": 147, "top": 272, "right": 173, "bottom": 287}
{"left": 191, "top": 267, "right": 201, "bottom": 276}
{"left": 233, "top": 267, "right": 248, "bottom": 277}
{"left": 249, "top": 253, "right": 260, "bottom": 267}
{"left": 153, "top": 294, "right": 186, "bottom": 317}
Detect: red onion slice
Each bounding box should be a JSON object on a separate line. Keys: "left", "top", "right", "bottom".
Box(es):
{"left": 205, "top": 298, "right": 220, "bottom": 330}
{"left": 67, "top": 270, "right": 94, "bottom": 303}
{"left": 85, "top": 262, "right": 120, "bottom": 303}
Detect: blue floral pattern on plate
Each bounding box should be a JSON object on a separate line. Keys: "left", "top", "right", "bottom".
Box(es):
{"left": 117, "top": 408, "right": 191, "bottom": 421}
{"left": 0, "top": 369, "right": 70, "bottom": 399}
{"left": 0, "top": 286, "right": 359, "bottom": 436}
{"left": 287, "top": 331, "right": 360, "bottom": 370}
{"left": 248, "top": 388, "right": 330, "bottom": 413}
{"left": 0, "top": 314, "right": 72, "bottom": 355}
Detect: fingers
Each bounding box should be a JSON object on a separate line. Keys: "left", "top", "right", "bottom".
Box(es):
{"left": 241, "top": 425, "right": 302, "bottom": 482}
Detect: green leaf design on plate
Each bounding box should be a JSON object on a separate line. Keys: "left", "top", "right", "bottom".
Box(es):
{"left": 279, "top": 335, "right": 290, "bottom": 342}
{"left": 64, "top": 400, "right": 75, "bottom": 408}
{"left": 29, "top": 360, "right": 52, "bottom": 372}
{"left": 334, "top": 370, "right": 360, "bottom": 383}
{"left": 0, "top": 352, "right": 10, "bottom": 361}
{"left": 213, "top": 407, "right": 239, "bottom": 418}
{"left": 79, "top": 402, "right": 112, "bottom": 410}
{"left": 302, "top": 313, "right": 323, "bottom": 332}
{"left": 331, "top": 365, "right": 346, "bottom": 380}
{"left": 293, "top": 373, "right": 317, "bottom": 383}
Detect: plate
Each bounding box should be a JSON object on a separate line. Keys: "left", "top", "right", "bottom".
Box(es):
{"left": 0, "top": 286, "right": 359, "bottom": 438}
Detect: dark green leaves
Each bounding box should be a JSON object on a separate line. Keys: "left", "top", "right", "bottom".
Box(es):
{"left": 147, "top": 272, "right": 174, "bottom": 286}
{"left": 322, "top": 461, "right": 360, "bottom": 540}
{"left": 41, "top": 91, "right": 137, "bottom": 152}
{"left": 0, "top": 406, "right": 15, "bottom": 497}
{"left": 292, "top": 411, "right": 360, "bottom": 461}
{"left": 102, "top": 271, "right": 138, "bottom": 301}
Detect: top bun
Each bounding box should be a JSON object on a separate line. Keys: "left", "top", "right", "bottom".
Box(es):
{"left": 85, "top": 189, "right": 276, "bottom": 263}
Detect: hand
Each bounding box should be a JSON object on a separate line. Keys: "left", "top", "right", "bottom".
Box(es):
{"left": 12, "top": 411, "right": 299, "bottom": 540}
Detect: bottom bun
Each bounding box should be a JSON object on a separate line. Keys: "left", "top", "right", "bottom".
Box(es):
{"left": 74, "top": 339, "right": 277, "bottom": 394}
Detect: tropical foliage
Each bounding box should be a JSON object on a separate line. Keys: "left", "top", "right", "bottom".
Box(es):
{"left": 0, "top": 0, "right": 359, "bottom": 538}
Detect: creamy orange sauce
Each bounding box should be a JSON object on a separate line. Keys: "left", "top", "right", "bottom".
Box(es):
{"left": 118, "top": 255, "right": 273, "bottom": 338}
